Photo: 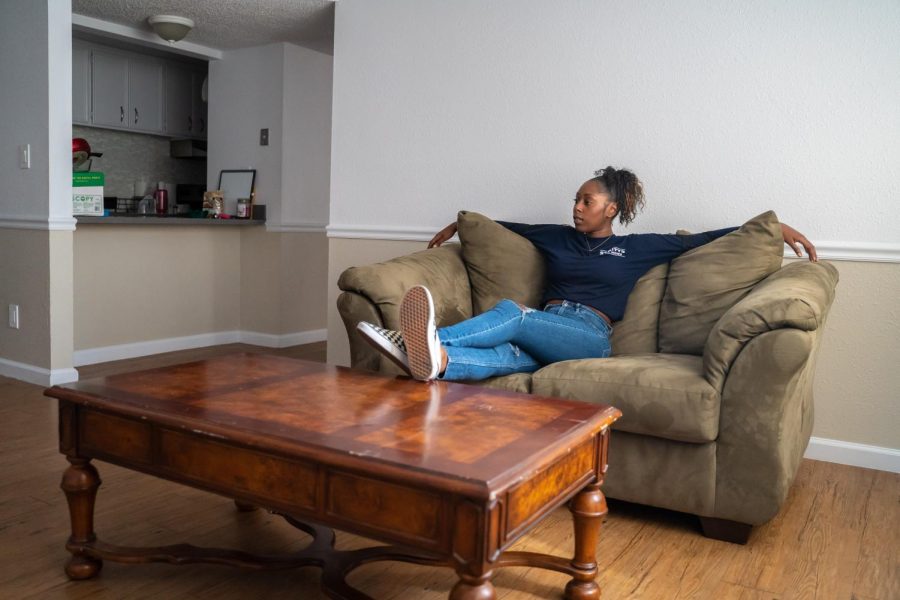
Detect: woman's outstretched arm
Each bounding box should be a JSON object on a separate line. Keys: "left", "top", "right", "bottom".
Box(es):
{"left": 428, "top": 222, "right": 458, "bottom": 248}
{"left": 781, "top": 223, "right": 818, "bottom": 262}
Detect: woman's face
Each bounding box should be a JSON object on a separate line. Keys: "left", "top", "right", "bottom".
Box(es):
{"left": 573, "top": 179, "right": 617, "bottom": 234}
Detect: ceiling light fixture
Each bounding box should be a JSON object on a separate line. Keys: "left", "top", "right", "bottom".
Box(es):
{"left": 148, "top": 15, "right": 195, "bottom": 43}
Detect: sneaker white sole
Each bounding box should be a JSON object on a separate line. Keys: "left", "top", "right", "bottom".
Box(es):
{"left": 399, "top": 286, "right": 441, "bottom": 381}
{"left": 356, "top": 322, "right": 411, "bottom": 376}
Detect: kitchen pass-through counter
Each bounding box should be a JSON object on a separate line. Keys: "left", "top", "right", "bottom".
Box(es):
{"left": 76, "top": 216, "right": 265, "bottom": 226}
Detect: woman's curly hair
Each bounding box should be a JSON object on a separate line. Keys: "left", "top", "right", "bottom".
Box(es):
{"left": 592, "top": 166, "right": 645, "bottom": 226}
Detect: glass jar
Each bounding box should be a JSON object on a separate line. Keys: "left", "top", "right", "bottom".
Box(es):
{"left": 236, "top": 197, "right": 251, "bottom": 219}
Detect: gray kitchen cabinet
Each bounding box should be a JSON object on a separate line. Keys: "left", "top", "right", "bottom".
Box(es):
{"left": 72, "top": 41, "right": 91, "bottom": 125}
{"left": 165, "top": 64, "right": 207, "bottom": 139}
{"left": 191, "top": 71, "right": 208, "bottom": 138}
{"left": 165, "top": 64, "right": 194, "bottom": 137}
{"left": 128, "top": 56, "right": 164, "bottom": 133}
{"left": 90, "top": 48, "right": 163, "bottom": 133}
{"left": 74, "top": 39, "right": 206, "bottom": 138}
{"left": 91, "top": 48, "right": 129, "bottom": 128}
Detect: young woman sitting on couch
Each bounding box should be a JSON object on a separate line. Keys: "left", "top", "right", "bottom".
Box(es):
{"left": 357, "top": 166, "right": 818, "bottom": 382}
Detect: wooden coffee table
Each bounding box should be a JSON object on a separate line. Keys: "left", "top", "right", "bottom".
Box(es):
{"left": 45, "top": 354, "right": 621, "bottom": 599}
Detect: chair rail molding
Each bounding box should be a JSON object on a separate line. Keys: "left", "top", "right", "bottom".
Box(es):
{"left": 0, "top": 215, "right": 77, "bottom": 231}
{"left": 327, "top": 225, "right": 900, "bottom": 263}
{"left": 267, "top": 221, "right": 328, "bottom": 233}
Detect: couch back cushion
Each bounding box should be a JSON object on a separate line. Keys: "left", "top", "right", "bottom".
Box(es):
{"left": 658, "top": 211, "right": 784, "bottom": 355}
{"left": 457, "top": 211, "right": 546, "bottom": 314}
{"left": 610, "top": 263, "right": 669, "bottom": 355}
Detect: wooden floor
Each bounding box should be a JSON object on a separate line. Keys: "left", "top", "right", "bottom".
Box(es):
{"left": 1, "top": 342, "right": 897, "bottom": 599}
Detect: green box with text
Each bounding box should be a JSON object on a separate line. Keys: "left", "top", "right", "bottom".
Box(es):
{"left": 73, "top": 171, "right": 104, "bottom": 216}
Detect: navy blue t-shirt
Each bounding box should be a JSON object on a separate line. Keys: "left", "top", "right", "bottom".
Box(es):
{"left": 497, "top": 221, "right": 737, "bottom": 322}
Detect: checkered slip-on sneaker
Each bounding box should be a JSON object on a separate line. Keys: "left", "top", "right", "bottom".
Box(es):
{"left": 356, "top": 321, "right": 411, "bottom": 376}
{"left": 399, "top": 285, "right": 443, "bottom": 381}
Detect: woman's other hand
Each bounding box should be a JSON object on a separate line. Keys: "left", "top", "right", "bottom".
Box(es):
{"left": 781, "top": 223, "right": 818, "bottom": 262}
{"left": 428, "top": 223, "right": 458, "bottom": 248}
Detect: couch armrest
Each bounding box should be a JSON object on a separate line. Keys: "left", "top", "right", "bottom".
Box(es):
{"left": 703, "top": 261, "right": 839, "bottom": 391}
{"left": 337, "top": 291, "right": 387, "bottom": 372}
{"left": 337, "top": 244, "right": 473, "bottom": 331}
{"left": 715, "top": 327, "right": 819, "bottom": 524}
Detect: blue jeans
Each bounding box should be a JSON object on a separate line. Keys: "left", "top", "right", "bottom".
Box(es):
{"left": 438, "top": 299, "right": 612, "bottom": 381}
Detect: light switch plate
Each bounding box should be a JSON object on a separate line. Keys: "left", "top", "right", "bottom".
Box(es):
{"left": 259, "top": 128, "right": 269, "bottom": 146}
{"left": 19, "top": 144, "right": 30, "bottom": 169}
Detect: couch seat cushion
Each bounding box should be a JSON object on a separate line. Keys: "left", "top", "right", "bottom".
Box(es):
{"left": 532, "top": 354, "right": 720, "bottom": 443}
{"left": 478, "top": 373, "right": 532, "bottom": 394}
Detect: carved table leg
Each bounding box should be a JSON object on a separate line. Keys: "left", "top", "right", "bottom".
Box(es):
{"left": 564, "top": 482, "right": 605, "bottom": 600}
{"left": 60, "top": 457, "right": 103, "bottom": 579}
{"left": 449, "top": 571, "right": 496, "bottom": 600}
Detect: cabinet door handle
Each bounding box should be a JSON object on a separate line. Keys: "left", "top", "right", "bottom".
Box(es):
{"left": 135, "top": 107, "right": 139, "bottom": 124}
{"left": 188, "top": 116, "right": 193, "bottom": 132}
{"left": 120, "top": 106, "right": 124, "bottom": 122}
{"left": 200, "top": 118, "right": 205, "bottom": 132}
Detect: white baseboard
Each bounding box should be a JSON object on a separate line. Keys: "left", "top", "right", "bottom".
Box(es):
{"left": 805, "top": 436, "right": 900, "bottom": 474}
{"left": 0, "top": 357, "right": 79, "bottom": 386}
{"left": 71, "top": 328, "right": 328, "bottom": 367}
{"left": 73, "top": 331, "right": 243, "bottom": 367}
{"left": 238, "top": 329, "right": 328, "bottom": 348}
{"left": 2, "top": 328, "right": 326, "bottom": 386}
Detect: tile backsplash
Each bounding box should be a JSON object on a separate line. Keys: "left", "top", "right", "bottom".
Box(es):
{"left": 73, "top": 126, "right": 206, "bottom": 198}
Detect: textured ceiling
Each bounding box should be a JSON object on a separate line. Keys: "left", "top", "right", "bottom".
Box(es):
{"left": 72, "top": 0, "right": 335, "bottom": 54}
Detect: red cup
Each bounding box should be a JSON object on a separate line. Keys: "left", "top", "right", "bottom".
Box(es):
{"left": 155, "top": 189, "right": 168, "bottom": 215}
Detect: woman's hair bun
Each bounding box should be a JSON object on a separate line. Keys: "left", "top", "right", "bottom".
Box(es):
{"left": 591, "top": 166, "right": 645, "bottom": 226}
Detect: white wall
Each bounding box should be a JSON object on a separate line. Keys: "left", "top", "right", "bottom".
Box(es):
{"left": 1, "top": 0, "right": 50, "bottom": 223}
{"left": 208, "top": 44, "right": 285, "bottom": 222}
{"left": 210, "top": 42, "right": 333, "bottom": 230}
{"left": 330, "top": 0, "right": 899, "bottom": 243}
{"left": 282, "top": 44, "right": 332, "bottom": 228}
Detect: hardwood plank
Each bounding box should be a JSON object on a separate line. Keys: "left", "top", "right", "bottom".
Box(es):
{"left": 794, "top": 460, "right": 872, "bottom": 600}
{"left": 724, "top": 459, "right": 819, "bottom": 593}
{"left": 709, "top": 580, "right": 788, "bottom": 599}
{"left": 853, "top": 468, "right": 900, "bottom": 600}
{"left": 0, "top": 342, "right": 896, "bottom": 600}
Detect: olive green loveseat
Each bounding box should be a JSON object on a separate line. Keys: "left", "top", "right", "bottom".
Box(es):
{"left": 336, "top": 210, "right": 838, "bottom": 543}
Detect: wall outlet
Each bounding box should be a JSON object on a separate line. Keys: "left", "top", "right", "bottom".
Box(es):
{"left": 8, "top": 304, "right": 19, "bottom": 329}
{"left": 259, "top": 128, "right": 269, "bottom": 146}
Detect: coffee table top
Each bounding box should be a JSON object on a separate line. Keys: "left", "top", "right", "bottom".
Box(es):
{"left": 48, "top": 354, "right": 620, "bottom": 496}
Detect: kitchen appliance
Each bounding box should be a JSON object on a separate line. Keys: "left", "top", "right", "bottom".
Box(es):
{"left": 176, "top": 183, "right": 206, "bottom": 211}
{"left": 170, "top": 139, "right": 207, "bottom": 158}
{"left": 72, "top": 138, "right": 103, "bottom": 171}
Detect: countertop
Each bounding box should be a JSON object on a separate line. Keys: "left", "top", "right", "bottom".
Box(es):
{"left": 76, "top": 215, "right": 265, "bottom": 226}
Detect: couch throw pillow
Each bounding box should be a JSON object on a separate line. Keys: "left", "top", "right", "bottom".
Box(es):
{"left": 658, "top": 210, "right": 784, "bottom": 355}
{"left": 457, "top": 211, "right": 546, "bottom": 314}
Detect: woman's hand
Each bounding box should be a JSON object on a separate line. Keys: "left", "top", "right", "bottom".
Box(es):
{"left": 428, "top": 222, "right": 458, "bottom": 248}
{"left": 781, "top": 223, "right": 818, "bottom": 262}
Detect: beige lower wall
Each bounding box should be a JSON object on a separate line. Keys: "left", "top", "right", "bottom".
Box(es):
{"left": 0, "top": 229, "right": 51, "bottom": 368}
{"left": 240, "top": 228, "right": 328, "bottom": 334}
{"left": 49, "top": 230, "right": 74, "bottom": 369}
{"left": 73, "top": 226, "right": 328, "bottom": 352}
{"left": 326, "top": 238, "right": 900, "bottom": 450}
{"left": 806, "top": 260, "right": 900, "bottom": 449}
{"left": 74, "top": 226, "right": 242, "bottom": 349}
